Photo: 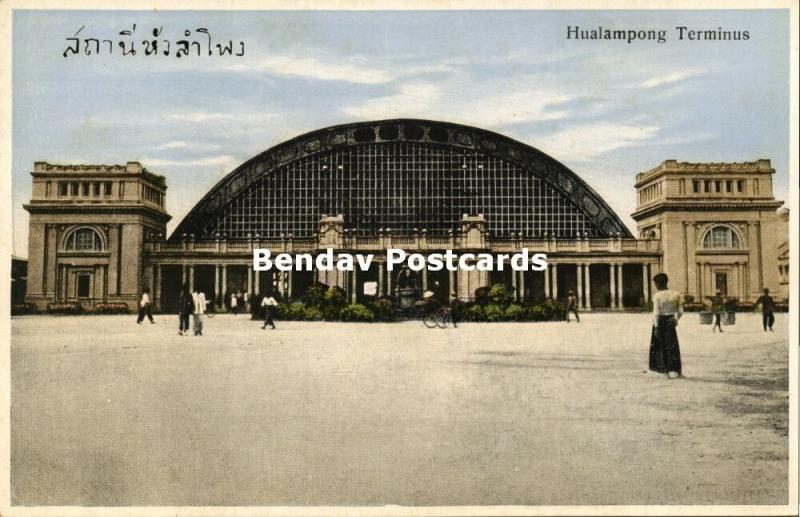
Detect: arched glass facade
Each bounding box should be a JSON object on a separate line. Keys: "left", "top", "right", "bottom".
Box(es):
{"left": 202, "top": 142, "right": 597, "bottom": 239}
{"left": 171, "top": 119, "right": 632, "bottom": 241}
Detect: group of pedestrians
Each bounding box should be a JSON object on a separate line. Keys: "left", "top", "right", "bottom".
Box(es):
{"left": 134, "top": 275, "right": 778, "bottom": 377}
{"left": 649, "top": 275, "right": 779, "bottom": 380}
{"left": 177, "top": 284, "right": 207, "bottom": 336}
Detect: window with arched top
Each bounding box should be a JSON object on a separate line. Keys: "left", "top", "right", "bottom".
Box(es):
{"left": 702, "top": 225, "right": 740, "bottom": 249}
{"left": 63, "top": 227, "right": 105, "bottom": 252}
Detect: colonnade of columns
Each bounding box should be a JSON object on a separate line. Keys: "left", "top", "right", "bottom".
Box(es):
{"left": 151, "top": 258, "right": 656, "bottom": 311}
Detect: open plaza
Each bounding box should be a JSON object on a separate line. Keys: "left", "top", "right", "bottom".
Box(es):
{"left": 10, "top": 312, "right": 789, "bottom": 507}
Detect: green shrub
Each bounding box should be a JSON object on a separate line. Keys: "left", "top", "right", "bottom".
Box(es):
{"left": 527, "top": 304, "right": 547, "bottom": 321}
{"left": 370, "top": 298, "right": 395, "bottom": 321}
{"left": 304, "top": 285, "right": 326, "bottom": 308}
{"left": 504, "top": 304, "right": 526, "bottom": 321}
{"left": 489, "top": 283, "right": 514, "bottom": 306}
{"left": 46, "top": 302, "right": 82, "bottom": 314}
{"left": 324, "top": 286, "right": 347, "bottom": 307}
{"left": 473, "top": 286, "right": 490, "bottom": 305}
{"left": 541, "top": 299, "right": 565, "bottom": 320}
{"left": 303, "top": 306, "right": 324, "bottom": 321}
{"left": 339, "top": 303, "right": 374, "bottom": 322}
{"left": 467, "top": 303, "right": 485, "bottom": 321}
{"left": 277, "top": 302, "right": 306, "bottom": 320}
{"left": 484, "top": 303, "right": 505, "bottom": 322}
{"left": 94, "top": 303, "right": 130, "bottom": 314}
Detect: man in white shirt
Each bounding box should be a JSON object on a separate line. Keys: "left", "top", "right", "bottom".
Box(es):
{"left": 261, "top": 294, "right": 278, "bottom": 329}
{"left": 192, "top": 291, "right": 207, "bottom": 336}
{"left": 136, "top": 287, "right": 155, "bottom": 324}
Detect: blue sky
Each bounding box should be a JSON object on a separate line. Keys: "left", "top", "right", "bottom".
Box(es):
{"left": 11, "top": 9, "right": 791, "bottom": 257}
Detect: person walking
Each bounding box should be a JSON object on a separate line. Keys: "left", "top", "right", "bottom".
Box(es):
{"left": 237, "top": 291, "right": 245, "bottom": 314}
{"left": 230, "top": 291, "right": 239, "bottom": 316}
{"left": 178, "top": 283, "right": 193, "bottom": 336}
{"left": 136, "top": 287, "right": 155, "bottom": 324}
{"left": 261, "top": 293, "right": 278, "bottom": 329}
{"left": 756, "top": 288, "right": 775, "bottom": 332}
{"left": 449, "top": 291, "right": 461, "bottom": 328}
{"left": 192, "top": 290, "right": 207, "bottom": 336}
{"left": 565, "top": 290, "right": 580, "bottom": 323}
{"left": 649, "top": 273, "right": 683, "bottom": 379}
{"left": 710, "top": 290, "right": 724, "bottom": 333}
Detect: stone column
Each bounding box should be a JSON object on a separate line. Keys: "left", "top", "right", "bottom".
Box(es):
{"left": 544, "top": 264, "right": 551, "bottom": 299}
{"left": 577, "top": 263, "right": 584, "bottom": 309}
{"left": 551, "top": 263, "right": 558, "bottom": 301}
{"left": 422, "top": 267, "right": 428, "bottom": 292}
{"left": 154, "top": 264, "right": 162, "bottom": 312}
{"left": 181, "top": 264, "right": 187, "bottom": 285}
{"left": 254, "top": 269, "right": 260, "bottom": 296}
{"left": 221, "top": 265, "right": 227, "bottom": 306}
{"left": 518, "top": 267, "right": 525, "bottom": 302}
{"left": 350, "top": 269, "right": 357, "bottom": 303}
{"left": 387, "top": 267, "right": 393, "bottom": 298}
{"left": 617, "top": 263, "right": 624, "bottom": 308}
{"left": 608, "top": 262, "right": 617, "bottom": 309}
{"left": 214, "top": 265, "right": 220, "bottom": 300}
{"left": 247, "top": 267, "right": 252, "bottom": 297}
{"left": 188, "top": 265, "right": 195, "bottom": 292}
{"left": 147, "top": 263, "right": 155, "bottom": 306}
{"left": 288, "top": 270, "right": 294, "bottom": 301}
{"left": 584, "top": 263, "right": 591, "bottom": 309}
{"left": 511, "top": 263, "right": 518, "bottom": 301}
{"left": 642, "top": 263, "right": 650, "bottom": 304}
{"left": 378, "top": 261, "right": 385, "bottom": 297}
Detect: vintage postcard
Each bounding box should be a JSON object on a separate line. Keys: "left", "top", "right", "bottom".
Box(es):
{"left": 1, "top": 1, "right": 797, "bottom": 515}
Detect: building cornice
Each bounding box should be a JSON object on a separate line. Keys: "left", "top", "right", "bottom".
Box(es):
{"left": 23, "top": 203, "right": 172, "bottom": 222}
{"left": 635, "top": 159, "right": 774, "bottom": 185}
{"left": 632, "top": 200, "right": 784, "bottom": 220}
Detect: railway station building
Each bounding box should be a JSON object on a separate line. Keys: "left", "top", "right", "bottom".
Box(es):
{"left": 22, "top": 119, "right": 787, "bottom": 312}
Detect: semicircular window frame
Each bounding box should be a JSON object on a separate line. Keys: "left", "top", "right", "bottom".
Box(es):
{"left": 62, "top": 226, "right": 106, "bottom": 252}
{"left": 701, "top": 224, "right": 741, "bottom": 249}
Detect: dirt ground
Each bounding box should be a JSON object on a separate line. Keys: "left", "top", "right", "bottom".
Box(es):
{"left": 10, "top": 312, "right": 790, "bottom": 507}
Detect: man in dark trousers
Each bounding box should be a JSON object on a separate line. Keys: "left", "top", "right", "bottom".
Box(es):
{"left": 565, "top": 290, "right": 580, "bottom": 323}
{"left": 756, "top": 288, "right": 775, "bottom": 332}
{"left": 177, "top": 283, "right": 193, "bottom": 336}
{"left": 710, "top": 290, "right": 724, "bottom": 333}
{"left": 449, "top": 291, "right": 461, "bottom": 328}
{"left": 261, "top": 293, "right": 278, "bottom": 330}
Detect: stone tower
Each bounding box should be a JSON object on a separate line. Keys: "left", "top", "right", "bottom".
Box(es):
{"left": 23, "top": 162, "right": 170, "bottom": 311}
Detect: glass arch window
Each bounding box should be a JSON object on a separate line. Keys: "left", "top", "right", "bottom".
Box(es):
{"left": 64, "top": 227, "right": 104, "bottom": 252}
{"left": 703, "top": 225, "right": 740, "bottom": 249}
{"left": 197, "top": 142, "right": 599, "bottom": 239}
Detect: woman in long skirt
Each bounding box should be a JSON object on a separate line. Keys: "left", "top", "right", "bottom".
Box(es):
{"left": 649, "top": 273, "right": 683, "bottom": 378}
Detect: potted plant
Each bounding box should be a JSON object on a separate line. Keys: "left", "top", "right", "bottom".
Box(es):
{"left": 690, "top": 296, "right": 713, "bottom": 324}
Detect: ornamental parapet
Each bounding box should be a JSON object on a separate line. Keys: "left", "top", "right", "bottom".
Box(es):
{"left": 144, "top": 235, "right": 661, "bottom": 256}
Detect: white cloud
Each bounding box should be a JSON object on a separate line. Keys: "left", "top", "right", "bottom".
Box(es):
{"left": 166, "top": 112, "right": 239, "bottom": 123}
{"left": 462, "top": 91, "right": 573, "bottom": 127}
{"left": 155, "top": 141, "right": 221, "bottom": 151}
{"left": 228, "top": 55, "right": 395, "bottom": 84}
{"left": 142, "top": 155, "right": 241, "bottom": 170}
{"left": 639, "top": 69, "right": 704, "bottom": 89}
{"left": 341, "top": 80, "right": 573, "bottom": 128}
{"left": 536, "top": 123, "right": 660, "bottom": 162}
{"left": 342, "top": 83, "right": 441, "bottom": 119}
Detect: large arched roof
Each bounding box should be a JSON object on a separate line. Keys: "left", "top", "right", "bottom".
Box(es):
{"left": 169, "top": 118, "right": 632, "bottom": 240}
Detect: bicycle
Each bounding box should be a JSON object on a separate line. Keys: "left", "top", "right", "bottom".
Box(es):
{"left": 422, "top": 305, "right": 453, "bottom": 329}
